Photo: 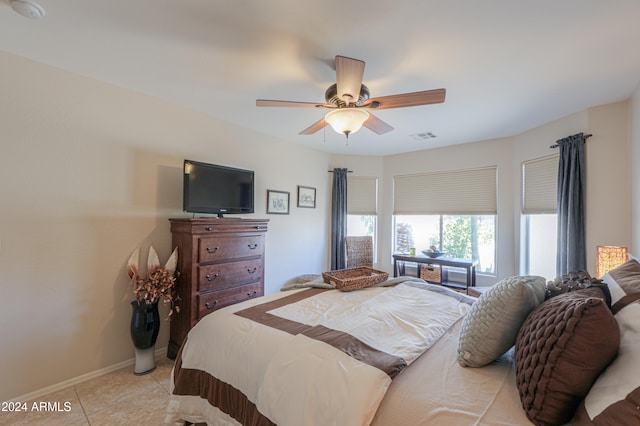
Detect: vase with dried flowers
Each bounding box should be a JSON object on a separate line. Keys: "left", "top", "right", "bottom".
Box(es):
{"left": 127, "top": 245, "right": 178, "bottom": 375}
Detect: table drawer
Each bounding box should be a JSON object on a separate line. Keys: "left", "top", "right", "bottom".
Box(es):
{"left": 198, "top": 259, "right": 263, "bottom": 292}
{"left": 198, "top": 235, "right": 263, "bottom": 262}
{"left": 198, "top": 283, "right": 263, "bottom": 319}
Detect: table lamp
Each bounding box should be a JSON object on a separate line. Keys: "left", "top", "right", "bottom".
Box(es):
{"left": 595, "top": 245, "right": 628, "bottom": 279}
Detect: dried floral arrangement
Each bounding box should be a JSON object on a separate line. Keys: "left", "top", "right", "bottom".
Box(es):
{"left": 127, "top": 246, "right": 180, "bottom": 319}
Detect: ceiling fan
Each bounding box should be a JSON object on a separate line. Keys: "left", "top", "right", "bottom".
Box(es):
{"left": 256, "top": 55, "right": 446, "bottom": 138}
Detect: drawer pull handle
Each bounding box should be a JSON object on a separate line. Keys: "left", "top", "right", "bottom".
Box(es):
{"left": 206, "top": 273, "right": 219, "bottom": 281}
{"left": 205, "top": 301, "right": 218, "bottom": 309}
{"left": 255, "top": 226, "right": 266, "bottom": 229}
{"left": 246, "top": 291, "right": 258, "bottom": 298}
{"left": 248, "top": 243, "right": 258, "bottom": 249}
{"left": 205, "top": 226, "right": 213, "bottom": 231}
{"left": 246, "top": 267, "right": 257, "bottom": 274}
{"left": 206, "top": 246, "right": 219, "bottom": 254}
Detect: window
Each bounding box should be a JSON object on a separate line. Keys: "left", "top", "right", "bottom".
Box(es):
{"left": 394, "top": 215, "right": 496, "bottom": 274}
{"left": 347, "top": 215, "right": 376, "bottom": 238}
{"left": 521, "top": 155, "right": 558, "bottom": 279}
{"left": 522, "top": 214, "right": 557, "bottom": 279}
{"left": 347, "top": 176, "right": 378, "bottom": 256}
{"left": 393, "top": 166, "right": 497, "bottom": 274}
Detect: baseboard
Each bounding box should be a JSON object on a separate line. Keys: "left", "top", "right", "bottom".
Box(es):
{"left": 9, "top": 346, "right": 168, "bottom": 403}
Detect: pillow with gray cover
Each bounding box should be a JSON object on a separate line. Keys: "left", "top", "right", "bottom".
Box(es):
{"left": 457, "top": 275, "right": 546, "bottom": 368}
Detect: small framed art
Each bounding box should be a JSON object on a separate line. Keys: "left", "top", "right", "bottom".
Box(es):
{"left": 297, "top": 185, "right": 316, "bottom": 208}
{"left": 267, "top": 190, "right": 290, "bottom": 214}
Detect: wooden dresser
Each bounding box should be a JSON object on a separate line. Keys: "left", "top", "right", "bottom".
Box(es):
{"left": 167, "top": 217, "right": 269, "bottom": 359}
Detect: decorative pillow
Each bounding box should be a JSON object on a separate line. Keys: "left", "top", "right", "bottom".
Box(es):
{"left": 601, "top": 258, "right": 640, "bottom": 307}
{"left": 291, "top": 274, "right": 322, "bottom": 284}
{"left": 571, "top": 260, "right": 640, "bottom": 424}
{"left": 545, "top": 270, "right": 594, "bottom": 299}
{"left": 280, "top": 274, "right": 328, "bottom": 291}
{"left": 456, "top": 275, "right": 546, "bottom": 368}
{"left": 545, "top": 271, "right": 613, "bottom": 307}
{"left": 515, "top": 288, "right": 620, "bottom": 426}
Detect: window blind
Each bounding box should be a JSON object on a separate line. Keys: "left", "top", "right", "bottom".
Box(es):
{"left": 347, "top": 176, "right": 378, "bottom": 215}
{"left": 393, "top": 166, "right": 497, "bottom": 215}
{"left": 522, "top": 155, "right": 558, "bottom": 214}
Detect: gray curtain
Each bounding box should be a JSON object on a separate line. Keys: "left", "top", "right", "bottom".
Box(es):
{"left": 331, "top": 168, "right": 348, "bottom": 270}
{"left": 556, "top": 133, "right": 586, "bottom": 275}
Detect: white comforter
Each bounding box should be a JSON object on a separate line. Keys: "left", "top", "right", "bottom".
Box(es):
{"left": 166, "top": 281, "right": 472, "bottom": 426}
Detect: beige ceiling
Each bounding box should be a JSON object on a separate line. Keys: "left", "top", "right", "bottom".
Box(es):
{"left": 2, "top": 0, "right": 640, "bottom": 156}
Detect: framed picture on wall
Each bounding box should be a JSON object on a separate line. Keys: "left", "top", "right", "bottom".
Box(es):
{"left": 297, "top": 185, "right": 316, "bottom": 208}
{"left": 267, "top": 190, "right": 290, "bottom": 214}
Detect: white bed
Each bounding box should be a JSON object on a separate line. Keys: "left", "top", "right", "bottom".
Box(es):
{"left": 165, "top": 265, "right": 640, "bottom": 426}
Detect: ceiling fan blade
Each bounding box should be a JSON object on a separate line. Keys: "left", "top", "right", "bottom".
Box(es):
{"left": 363, "top": 88, "right": 446, "bottom": 110}
{"left": 363, "top": 113, "right": 394, "bottom": 135}
{"left": 256, "top": 99, "right": 332, "bottom": 108}
{"left": 335, "top": 55, "right": 365, "bottom": 106}
{"left": 299, "top": 117, "right": 327, "bottom": 135}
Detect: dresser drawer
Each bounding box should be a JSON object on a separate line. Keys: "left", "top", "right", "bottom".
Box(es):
{"left": 198, "top": 235, "right": 263, "bottom": 262}
{"left": 198, "top": 259, "right": 263, "bottom": 291}
{"left": 198, "top": 283, "right": 263, "bottom": 319}
{"left": 192, "top": 223, "right": 268, "bottom": 234}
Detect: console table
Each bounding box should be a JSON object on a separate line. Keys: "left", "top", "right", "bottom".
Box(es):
{"left": 393, "top": 254, "right": 478, "bottom": 294}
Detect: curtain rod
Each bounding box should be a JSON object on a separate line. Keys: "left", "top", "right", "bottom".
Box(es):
{"left": 328, "top": 170, "right": 354, "bottom": 173}
{"left": 550, "top": 133, "right": 592, "bottom": 149}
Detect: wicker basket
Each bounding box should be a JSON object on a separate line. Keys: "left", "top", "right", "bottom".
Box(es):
{"left": 322, "top": 267, "right": 389, "bottom": 292}
{"left": 420, "top": 264, "right": 442, "bottom": 283}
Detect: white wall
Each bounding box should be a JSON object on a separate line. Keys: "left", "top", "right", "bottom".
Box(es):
{"left": 511, "top": 102, "right": 631, "bottom": 274}
{"left": 629, "top": 85, "right": 640, "bottom": 255}
{"left": 584, "top": 101, "right": 631, "bottom": 270}
{"left": 0, "top": 51, "right": 330, "bottom": 401}
{"left": 380, "top": 138, "right": 515, "bottom": 284}
{"left": 511, "top": 110, "right": 589, "bottom": 273}
{"left": 333, "top": 102, "right": 632, "bottom": 285}
{"left": 329, "top": 154, "right": 384, "bottom": 265}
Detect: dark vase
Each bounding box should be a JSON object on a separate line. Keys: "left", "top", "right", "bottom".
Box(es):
{"left": 130, "top": 300, "right": 160, "bottom": 350}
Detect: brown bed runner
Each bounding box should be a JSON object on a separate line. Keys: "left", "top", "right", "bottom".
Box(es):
{"left": 172, "top": 339, "right": 276, "bottom": 426}
{"left": 234, "top": 287, "right": 407, "bottom": 378}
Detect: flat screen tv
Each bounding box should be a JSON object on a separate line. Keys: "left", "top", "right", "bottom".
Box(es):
{"left": 183, "top": 160, "right": 254, "bottom": 217}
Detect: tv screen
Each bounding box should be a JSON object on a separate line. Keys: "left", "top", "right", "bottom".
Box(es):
{"left": 183, "top": 160, "right": 254, "bottom": 216}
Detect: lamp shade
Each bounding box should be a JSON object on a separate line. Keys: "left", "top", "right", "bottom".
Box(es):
{"left": 596, "top": 245, "right": 628, "bottom": 278}
{"left": 325, "top": 108, "right": 369, "bottom": 137}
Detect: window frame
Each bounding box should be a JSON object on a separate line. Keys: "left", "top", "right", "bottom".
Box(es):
{"left": 392, "top": 213, "right": 497, "bottom": 276}
{"left": 520, "top": 155, "right": 559, "bottom": 278}
{"left": 346, "top": 176, "right": 379, "bottom": 262}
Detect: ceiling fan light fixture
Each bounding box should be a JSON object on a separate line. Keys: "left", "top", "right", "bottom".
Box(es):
{"left": 256, "top": 56, "right": 446, "bottom": 137}
{"left": 10, "top": 0, "right": 45, "bottom": 19}
{"left": 325, "top": 108, "right": 369, "bottom": 137}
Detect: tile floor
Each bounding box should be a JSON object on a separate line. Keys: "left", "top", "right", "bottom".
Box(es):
{"left": 0, "top": 357, "right": 176, "bottom": 426}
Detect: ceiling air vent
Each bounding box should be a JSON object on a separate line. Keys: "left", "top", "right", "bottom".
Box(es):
{"left": 410, "top": 132, "right": 436, "bottom": 141}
